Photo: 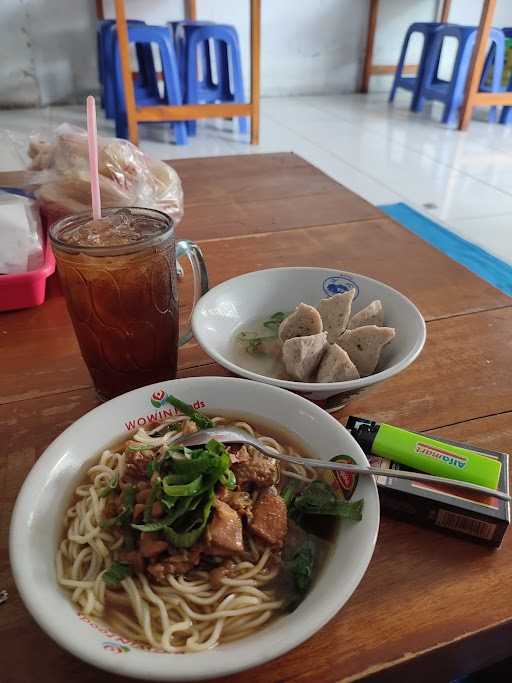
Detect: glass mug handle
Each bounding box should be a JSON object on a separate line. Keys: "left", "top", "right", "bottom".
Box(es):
{"left": 176, "top": 239, "right": 209, "bottom": 346}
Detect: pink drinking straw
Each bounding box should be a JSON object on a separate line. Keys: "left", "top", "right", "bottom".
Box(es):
{"left": 86, "top": 95, "right": 102, "bottom": 220}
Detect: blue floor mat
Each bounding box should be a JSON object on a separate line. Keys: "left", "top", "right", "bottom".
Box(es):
{"left": 378, "top": 203, "right": 512, "bottom": 297}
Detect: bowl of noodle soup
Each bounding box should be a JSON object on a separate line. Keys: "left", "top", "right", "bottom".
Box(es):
{"left": 10, "top": 377, "right": 379, "bottom": 680}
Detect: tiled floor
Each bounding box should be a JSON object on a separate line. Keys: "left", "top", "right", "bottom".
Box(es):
{"left": 2, "top": 92, "right": 512, "bottom": 264}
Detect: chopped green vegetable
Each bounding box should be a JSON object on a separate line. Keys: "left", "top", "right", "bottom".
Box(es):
{"left": 100, "top": 485, "right": 136, "bottom": 529}
{"left": 281, "top": 479, "right": 301, "bottom": 508}
{"left": 143, "top": 479, "right": 162, "bottom": 522}
{"left": 163, "top": 475, "right": 203, "bottom": 497}
{"left": 103, "top": 561, "right": 132, "bottom": 586}
{"left": 237, "top": 332, "right": 278, "bottom": 355}
{"left": 98, "top": 472, "right": 119, "bottom": 498}
{"left": 292, "top": 480, "right": 363, "bottom": 520}
{"left": 114, "top": 435, "right": 234, "bottom": 551}
{"left": 163, "top": 490, "right": 215, "bottom": 548}
{"left": 220, "top": 468, "right": 236, "bottom": 490}
{"left": 127, "top": 443, "right": 156, "bottom": 451}
{"left": 165, "top": 395, "right": 213, "bottom": 429}
{"left": 131, "top": 514, "right": 177, "bottom": 532}
{"left": 285, "top": 536, "right": 315, "bottom": 595}
{"left": 237, "top": 311, "right": 289, "bottom": 354}
{"left": 263, "top": 311, "right": 287, "bottom": 331}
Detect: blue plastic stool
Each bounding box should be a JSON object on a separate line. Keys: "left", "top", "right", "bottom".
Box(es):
{"left": 182, "top": 24, "right": 248, "bottom": 135}
{"left": 417, "top": 25, "right": 504, "bottom": 124}
{"left": 111, "top": 24, "right": 187, "bottom": 145}
{"left": 99, "top": 20, "right": 159, "bottom": 119}
{"left": 389, "top": 22, "right": 445, "bottom": 106}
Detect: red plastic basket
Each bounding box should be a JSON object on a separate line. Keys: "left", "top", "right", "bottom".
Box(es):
{"left": 0, "top": 237, "right": 55, "bottom": 312}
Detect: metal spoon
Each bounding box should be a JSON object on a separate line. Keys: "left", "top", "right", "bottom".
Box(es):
{"left": 175, "top": 426, "right": 511, "bottom": 503}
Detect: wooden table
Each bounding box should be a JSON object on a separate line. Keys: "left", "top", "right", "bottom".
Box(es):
{"left": 361, "top": 0, "right": 511, "bottom": 131}
{"left": 100, "top": 0, "right": 261, "bottom": 146}
{"left": 2, "top": 153, "right": 512, "bottom": 682}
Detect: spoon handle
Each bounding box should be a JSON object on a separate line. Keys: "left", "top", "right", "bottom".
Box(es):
{"left": 269, "top": 451, "right": 511, "bottom": 502}
{"left": 176, "top": 430, "right": 511, "bottom": 502}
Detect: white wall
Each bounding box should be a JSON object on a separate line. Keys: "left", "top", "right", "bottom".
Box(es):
{"left": 0, "top": 0, "right": 97, "bottom": 107}
{"left": 2, "top": 0, "right": 512, "bottom": 106}
{"left": 0, "top": 0, "right": 39, "bottom": 107}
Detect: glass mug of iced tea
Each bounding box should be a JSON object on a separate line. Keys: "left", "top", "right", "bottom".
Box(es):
{"left": 49, "top": 207, "right": 208, "bottom": 401}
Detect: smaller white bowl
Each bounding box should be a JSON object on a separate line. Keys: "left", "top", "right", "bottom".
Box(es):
{"left": 192, "top": 267, "right": 426, "bottom": 411}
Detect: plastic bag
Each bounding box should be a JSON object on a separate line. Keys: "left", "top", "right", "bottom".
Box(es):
{"left": 0, "top": 192, "right": 44, "bottom": 274}
{"left": 25, "top": 124, "right": 184, "bottom": 226}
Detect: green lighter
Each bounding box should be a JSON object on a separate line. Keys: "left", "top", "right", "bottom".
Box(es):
{"left": 346, "top": 417, "right": 501, "bottom": 490}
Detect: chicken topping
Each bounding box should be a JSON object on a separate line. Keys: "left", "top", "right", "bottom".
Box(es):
{"left": 231, "top": 446, "right": 277, "bottom": 490}
{"left": 249, "top": 489, "right": 288, "bottom": 548}
{"left": 140, "top": 532, "right": 168, "bottom": 558}
{"left": 147, "top": 547, "right": 202, "bottom": 584}
{"left": 203, "top": 499, "right": 244, "bottom": 556}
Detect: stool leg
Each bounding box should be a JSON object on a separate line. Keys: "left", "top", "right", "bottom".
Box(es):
{"left": 441, "top": 38, "right": 468, "bottom": 125}
{"left": 157, "top": 35, "right": 188, "bottom": 145}
{"left": 411, "top": 32, "right": 432, "bottom": 112}
{"left": 486, "top": 37, "right": 504, "bottom": 123}
{"left": 390, "top": 27, "right": 413, "bottom": 104}
{"left": 414, "top": 32, "right": 442, "bottom": 113}
{"left": 186, "top": 36, "right": 200, "bottom": 137}
{"left": 104, "top": 27, "right": 117, "bottom": 119}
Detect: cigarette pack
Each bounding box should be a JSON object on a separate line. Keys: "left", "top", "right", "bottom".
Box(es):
{"left": 359, "top": 432, "right": 510, "bottom": 547}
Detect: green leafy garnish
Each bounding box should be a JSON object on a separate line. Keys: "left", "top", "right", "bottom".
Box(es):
{"left": 281, "top": 479, "right": 301, "bottom": 508}
{"left": 285, "top": 536, "right": 316, "bottom": 595}
{"left": 143, "top": 479, "right": 162, "bottom": 522}
{"left": 103, "top": 561, "right": 132, "bottom": 586}
{"left": 127, "top": 439, "right": 234, "bottom": 549}
{"left": 131, "top": 514, "right": 178, "bottom": 532}
{"left": 163, "top": 475, "right": 203, "bottom": 497}
{"left": 292, "top": 480, "right": 363, "bottom": 520}
{"left": 163, "top": 490, "right": 215, "bottom": 548}
{"left": 220, "top": 468, "right": 237, "bottom": 490}
{"left": 98, "top": 472, "right": 119, "bottom": 498}
{"left": 165, "top": 395, "right": 213, "bottom": 429}
{"left": 263, "top": 311, "right": 287, "bottom": 331}
{"left": 237, "top": 311, "right": 289, "bottom": 354}
{"left": 100, "top": 485, "right": 136, "bottom": 529}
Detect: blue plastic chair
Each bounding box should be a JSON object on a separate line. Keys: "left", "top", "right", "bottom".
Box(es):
{"left": 389, "top": 22, "right": 446, "bottom": 106}
{"left": 182, "top": 24, "right": 248, "bottom": 135}
{"left": 416, "top": 25, "right": 505, "bottom": 124}
{"left": 98, "top": 20, "right": 159, "bottom": 119}
{"left": 111, "top": 24, "right": 187, "bottom": 145}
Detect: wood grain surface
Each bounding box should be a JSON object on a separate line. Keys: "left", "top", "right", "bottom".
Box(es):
{"left": 1, "top": 153, "right": 511, "bottom": 683}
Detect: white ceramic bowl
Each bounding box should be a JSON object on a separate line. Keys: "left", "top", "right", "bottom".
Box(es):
{"left": 192, "top": 268, "right": 426, "bottom": 411}
{"left": 10, "top": 377, "right": 379, "bottom": 681}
